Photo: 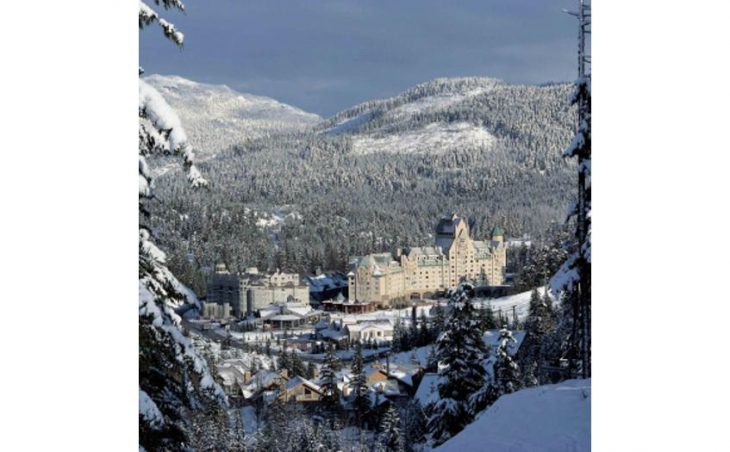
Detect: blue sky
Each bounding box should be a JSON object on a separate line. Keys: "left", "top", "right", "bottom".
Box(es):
{"left": 140, "top": 0, "right": 580, "bottom": 117}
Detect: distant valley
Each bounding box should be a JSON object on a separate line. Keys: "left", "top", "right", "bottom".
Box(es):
{"left": 145, "top": 75, "right": 577, "bottom": 294}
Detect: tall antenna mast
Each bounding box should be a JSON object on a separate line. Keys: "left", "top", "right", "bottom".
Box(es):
{"left": 563, "top": 0, "right": 591, "bottom": 379}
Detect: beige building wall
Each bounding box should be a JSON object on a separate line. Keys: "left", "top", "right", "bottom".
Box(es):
{"left": 351, "top": 216, "right": 506, "bottom": 307}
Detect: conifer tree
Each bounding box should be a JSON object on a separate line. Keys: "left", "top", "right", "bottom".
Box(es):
{"left": 258, "top": 379, "right": 288, "bottom": 452}
{"left": 291, "top": 350, "right": 307, "bottom": 377}
{"left": 377, "top": 404, "right": 405, "bottom": 452}
{"left": 278, "top": 347, "right": 291, "bottom": 375}
{"left": 403, "top": 400, "right": 427, "bottom": 449}
{"left": 418, "top": 311, "right": 431, "bottom": 346}
{"left": 392, "top": 319, "right": 405, "bottom": 352}
{"left": 138, "top": 2, "right": 225, "bottom": 450}
{"left": 306, "top": 361, "right": 317, "bottom": 380}
{"left": 426, "top": 281, "right": 488, "bottom": 446}
{"left": 320, "top": 344, "right": 342, "bottom": 413}
{"left": 520, "top": 288, "right": 557, "bottom": 385}
{"left": 350, "top": 342, "right": 371, "bottom": 425}
{"left": 551, "top": 0, "right": 592, "bottom": 379}
{"left": 430, "top": 303, "right": 447, "bottom": 342}
{"left": 494, "top": 328, "right": 521, "bottom": 395}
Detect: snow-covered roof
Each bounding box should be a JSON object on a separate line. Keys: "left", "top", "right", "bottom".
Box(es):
{"left": 320, "top": 328, "right": 347, "bottom": 340}
{"left": 285, "top": 375, "right": 321, "bottom": 392}
{"left": 414, "top": 373, "right": 440, "bottom": 407}
{"left": 371, "top": 379, "right": 403, "bottom": 396}
{"left": 345, "top": 322, "right": 394, "bottom": 334}
{"left": 267, "top": 314, "right": 302, "bottom": 321}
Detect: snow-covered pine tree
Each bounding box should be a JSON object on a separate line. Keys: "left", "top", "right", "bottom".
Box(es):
{"left": 320, "top": 344, "right": 342, "bottom": 413}
{"left": 293, "top": 418, "right": 319, "bottom": 452}
{"left": 430, "top": 303, "right": 447, "bottom": 342}
{"left": 494, "top": 328, "right": 522, "bottom": 395}
{"left": 258, "top": 378, "right": 288, "bottom": 452}
{"left": 402, "top": 400, "right": 427, "bottom": 450}
{"left": 518, "top": 288, "right": 554, "bottom": 385}
{"left": 426, "top": 281, "right": 488, "bottom": 446}
{"left": 138, "top": 2, "right": 225, "bottom": 450}
{"left": 319, "top": 417, "right": 343, "bottom": 452}
{"left": 350, "top": 342, "right": 371, "bottom": 425}
{"left": 376, "top": 404, "right": 405, "bottom": 452}
{"left": 306, "top": 361, "right": 317, "bottom": 380}
{"left": 392, "top": 318, "right": 405, "bottom": 352}
{"left": 291, "top": 349, "right": 307, "bottom": 377}
{"left": 551, "top": 0, "right": 592, "bottom": 379}
{"left": 279, "top": 345, "right": 292, "bottom": 374}
{"left": 418, "top": 311, "right": 431, "bottom": 346}
{"left": 476, "top": 302, "right": 496, "bottom": 331}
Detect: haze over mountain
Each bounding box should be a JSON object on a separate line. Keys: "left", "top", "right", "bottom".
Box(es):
{"left": 149, "top": 75, "right": 577, "bottom": 292}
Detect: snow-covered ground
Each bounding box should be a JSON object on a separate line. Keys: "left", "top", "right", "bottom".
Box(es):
{"left": 436, "top": 379, "right": 591, "bottom": 452}
{"left": 144, "top": 74, "right": 321, "bottom": 161}
{"left": 388, "top": 86, "right": 495, "bottom": 119}
{"left": 474, "top": 286, "right": 553, "bottom": 321}
{"left": 350, "top": 122, "right": 495, "bottom": 156}
{"left": 329, "top": 305, "right": 434, "bottom": 327}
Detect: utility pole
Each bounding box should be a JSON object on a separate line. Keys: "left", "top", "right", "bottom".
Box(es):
{"left": 564, "top": 0, "right": 591, "bottom": 379}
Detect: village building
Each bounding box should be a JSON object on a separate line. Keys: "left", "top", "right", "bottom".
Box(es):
{"left": 202, "top": 301, "right": 232, "bottom": 320}
{"left": 206, "top": 264, "right": 240, "bottom": 314}
{"left": 348, "top": 214, "right": 507, "bottom": 307}
{"left": 344, "top": 322, "right": 394, "bottom": 345}
{"left": 321, "top": 292, "right": 377, "bottom": 314}
{"left": 259, "top": 302, "right": 323, "bottom": 330}
{"left": 280, "top": 376, "right": 323, "bottom": 403}
{"left": 307, "top": 270, "right": 349, "bottom": 303}
{"left": 206, "top": 265, "right": 310, "bottom": 318}
{"left": 240, "top": 267, "right": 310, "bottom": 315}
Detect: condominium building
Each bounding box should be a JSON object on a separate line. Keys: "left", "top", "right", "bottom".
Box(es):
{"left": 206, "top": 265, "right": 309, "bottom": 318}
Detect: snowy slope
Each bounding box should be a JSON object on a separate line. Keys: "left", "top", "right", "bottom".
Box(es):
{"left": 475, "top": 286, "right": 553, "bottom": 321}
{"left": 436, "top": 379, "right": 591, "bottom": 452}
{"left": 144, "top": 75, "right": 321, "bottom": 160}
{"left": 320, "top": 77, "right": 503, "bottom": 155}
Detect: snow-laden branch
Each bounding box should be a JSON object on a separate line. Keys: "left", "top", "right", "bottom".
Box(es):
{"left": 139, "top": 1, "right": 184, "bottom": 46}
{"left": 139, "top": 79, "right": 207, "bottom": 190}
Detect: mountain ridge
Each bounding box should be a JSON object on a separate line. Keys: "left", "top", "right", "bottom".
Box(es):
{"left": 144, "top": 74, "right": 321, "bottom": 160}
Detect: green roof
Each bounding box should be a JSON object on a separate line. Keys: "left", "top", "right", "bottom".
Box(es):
{"left": 491, "top": 226, "right": 504, "bottom": 237}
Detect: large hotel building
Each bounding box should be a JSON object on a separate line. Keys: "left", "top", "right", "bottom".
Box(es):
{"left": 348, "top": 214, "right": 506, "bottom": 307}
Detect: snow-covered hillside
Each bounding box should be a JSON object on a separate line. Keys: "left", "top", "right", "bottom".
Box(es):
{"left": 144, "top": 75, "right": 321, "bottom": 160}
{"left": 436, "top": 379, "right": 591, "bottom": 452}
{"left": 475, "top": 286, "right": 553, "bottom": 321}
{"left": 321, "top": 77, "right": 508, "bottom": 155}
{"left": 350, "top": 121, "right": 495, "bottom": 155}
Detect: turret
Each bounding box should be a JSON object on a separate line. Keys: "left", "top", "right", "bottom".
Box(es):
{"left": 491, "top": 225, "right": 504, "bottom": 243}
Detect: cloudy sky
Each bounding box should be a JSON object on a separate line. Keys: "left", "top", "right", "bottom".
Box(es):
{"left": 140, "top": 0, "right": 581, "bottom": 117}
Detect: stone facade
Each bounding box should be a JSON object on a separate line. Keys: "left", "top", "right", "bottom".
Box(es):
{"left": 348, "top": 214, "right": 506, "bottom": 307}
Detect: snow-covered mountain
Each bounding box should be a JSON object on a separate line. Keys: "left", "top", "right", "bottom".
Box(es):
{"left": 144, "top": 75, "right": 321, "bottom": 160}
{"left": 152, "top": 76, "right": 577, "bottom": 279}
{"left": 318, "top": 77, "right": 555, "bottom": 156}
